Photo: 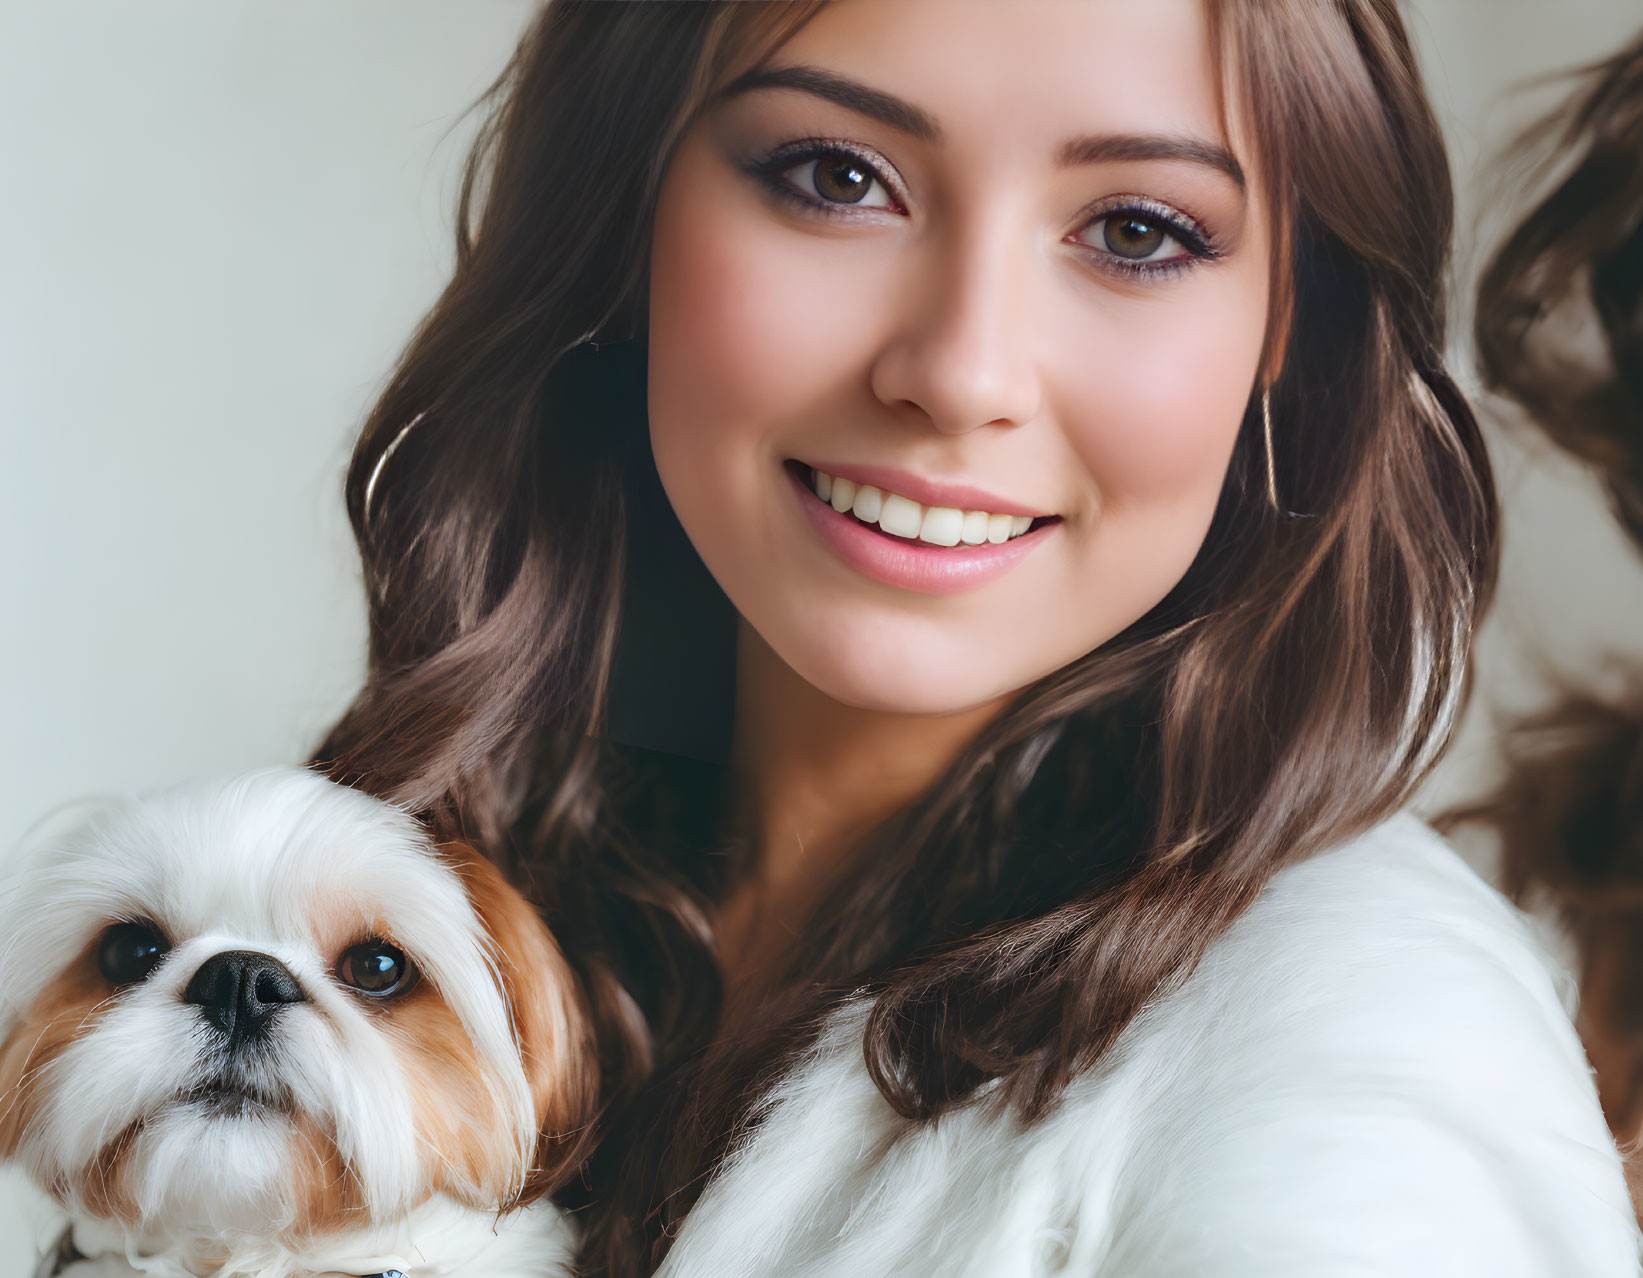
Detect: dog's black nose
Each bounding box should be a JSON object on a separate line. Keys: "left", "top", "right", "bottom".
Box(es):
{"left": 183, "top": 950, "right": 305, "bottom": 1049}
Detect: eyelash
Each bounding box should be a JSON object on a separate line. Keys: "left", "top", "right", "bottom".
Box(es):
{"left": 744, "top": 139, "right": 1222, "bottom": 282}
{"left": 1073, "top": 195, "right": 1222, "bottom": 281}
{"left": 746, "top": 138, "right": 908, "bottom": 217}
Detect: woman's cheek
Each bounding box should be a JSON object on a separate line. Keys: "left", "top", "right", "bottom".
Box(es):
{"left": 649, "top": 177, "right": 888, "bottom": 449}
{"left": 1051, "top": 285, "right": 1263, "bottom": 511}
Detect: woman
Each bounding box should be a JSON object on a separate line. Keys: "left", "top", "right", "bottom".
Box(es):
{"left": 316, "top": 2, "right": 1638, "bottom": 1273}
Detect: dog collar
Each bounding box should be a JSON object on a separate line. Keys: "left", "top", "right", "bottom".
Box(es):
{"left": 39, "top": 1227, "right": 411, "bottom": 1278}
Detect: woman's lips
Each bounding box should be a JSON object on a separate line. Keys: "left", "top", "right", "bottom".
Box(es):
{"left": 784, "top": 463, "right": 1054, "bottom": 596}
{"left": 804, "top": 460, "right": 1052, "bottom": 519}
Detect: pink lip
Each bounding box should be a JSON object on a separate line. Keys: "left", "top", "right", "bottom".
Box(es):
{"left": 785, "top": 465, "right": 1051, "bottom": 596}
{"left": 799, "top": 460, "right": 1051, "bottom": 519}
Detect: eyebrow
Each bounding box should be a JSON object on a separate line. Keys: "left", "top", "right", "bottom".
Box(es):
{"left": 1058, "top": 133, "right": 1245, "bottom": 189}
{"left": 718, "top": 64, "right": 1245, "bottom": 190}
{"left": 719, "top": 65, "right": 942, "bottom": 143}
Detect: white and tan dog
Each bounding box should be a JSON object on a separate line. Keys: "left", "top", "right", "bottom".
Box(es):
{"left": 0, "top": 768, "right": 594, "bottom": 1277}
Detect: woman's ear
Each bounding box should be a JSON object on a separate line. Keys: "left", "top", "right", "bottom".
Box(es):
{"left": 438, "top": 840, "right": 600, "bottom": 1200}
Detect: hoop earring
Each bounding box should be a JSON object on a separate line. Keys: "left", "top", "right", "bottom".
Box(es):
{"left": 1260, "top": 391, "right": 1313, "bottom": 521}
{"left": 360, "top": 335, "right": 610, "bottom": 540}
{"left": 1261, "top": 389, "right": 1281, "bottom": 514}
{"left": 362, "top": 411, "right": 426, "bottom": 540}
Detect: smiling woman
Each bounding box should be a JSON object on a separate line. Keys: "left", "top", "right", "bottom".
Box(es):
{"left": 649, "top": 2, "right": 1268, "bottom": 724}
{"left": 311, "top": 1, "right": 1638, "bottom": 1274}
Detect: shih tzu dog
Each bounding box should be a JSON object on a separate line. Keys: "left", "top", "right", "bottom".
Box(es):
{"left": 0, "top": 768, "right": 595, "bottom": 1277}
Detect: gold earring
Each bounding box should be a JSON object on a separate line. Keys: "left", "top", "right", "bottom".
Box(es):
{"left": 1262, "top": 389, "right": 1281, "bottom": 513}
{"left": 362, "top": 411, "right": 427, "bottom": 540}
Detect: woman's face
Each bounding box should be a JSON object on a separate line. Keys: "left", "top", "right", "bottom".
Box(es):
{"left": 648, "top": 0, "right": 1271, "bottom": 716}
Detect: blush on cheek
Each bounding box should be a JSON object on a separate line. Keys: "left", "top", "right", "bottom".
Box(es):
{"left": 649, "top": 260, "right": 781, "bottom": 450}
{"left": 1032, "top": 250, "right": 1266, "bottom": 501}
{"left": 1059, "top": 332, "right": 1256, "bottom": 501}
{"left": 649, "top": 165, "right": 886, "bottom": 450}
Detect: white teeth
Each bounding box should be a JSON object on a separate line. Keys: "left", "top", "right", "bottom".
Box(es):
{"left": 806, "top": 467, "right": 1044, "bottom": 545}
{"left": 851, "top": 484, "right": 884, "bottom": 523}
{"left": 878, "top": 492, "right": 924, "bottom": 539}
{"left": 918, "top": 506, "right": 964, "bottom": 547}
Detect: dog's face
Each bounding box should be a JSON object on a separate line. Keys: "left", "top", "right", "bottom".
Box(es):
{"left": 0, "top": 769, "right": 592, "bottom": 1248}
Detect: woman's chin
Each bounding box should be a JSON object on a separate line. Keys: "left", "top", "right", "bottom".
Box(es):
{"left": 765, "top": 630, "right": 1027, "bottom": 720}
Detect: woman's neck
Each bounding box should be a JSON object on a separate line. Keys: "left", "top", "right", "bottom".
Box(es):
{"left": 719, "top": 619, "right": 1005, "bottom": 1005}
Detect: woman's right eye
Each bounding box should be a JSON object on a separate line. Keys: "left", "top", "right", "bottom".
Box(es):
{"left": 781, "top": 152, "right": 898, "bottom": 210}
{"left": 753, "top": 142, "right": 905, "bottom": 215}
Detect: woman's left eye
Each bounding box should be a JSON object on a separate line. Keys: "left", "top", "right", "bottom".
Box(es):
{"left": 1068, "top": 203, "right": 1212, "bottom": 274}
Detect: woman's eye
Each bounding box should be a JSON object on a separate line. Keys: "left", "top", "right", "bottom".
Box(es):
{"left": 1100, "top": 214, "right": 1172, "bottom": 260}
{"left": 336, "top": 939, "right": 420, "bottom": 999}
{"left": 781, "top": 153, "right": 898, "bottom": 210}
{"left": 1070, "top": 205, "right": 1206, "bottom": 271}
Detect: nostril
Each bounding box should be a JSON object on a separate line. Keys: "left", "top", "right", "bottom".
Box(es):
{"left": 184, "top": 950, "right": 306, "bottom": 1048}
{"left": 254, "top": 965, "right": 304, "bottom": 1006}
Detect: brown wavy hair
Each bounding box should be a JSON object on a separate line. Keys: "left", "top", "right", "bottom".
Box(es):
{"left": 1452, "top": 29, "right": 1643, "bottom": 1154}
{"left": 1475, "top": 31, "right": 1643, "bottom": 539}
{"left": 312, "top": 2, "right": 1496, "bottom": 1268}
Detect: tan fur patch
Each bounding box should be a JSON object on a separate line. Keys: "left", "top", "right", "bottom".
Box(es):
{"left": 0, "top": 942, "right": 138, "bottom": 1219}
{"left": 379, "top": 974, "right": 519, "bottom": 1206}
{"left": 282, "top": 1110, "right": 369, "bottom": 1243}
{"left": 77, "top": 1117, "right": 146, "bottom": 1223}
{"left": 435, "top": 842, "right": 597, "bottom": 1202}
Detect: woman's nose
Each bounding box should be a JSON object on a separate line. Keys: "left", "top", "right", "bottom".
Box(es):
{"left": 867, "top": 225, "right": 1044, "bottom": 436}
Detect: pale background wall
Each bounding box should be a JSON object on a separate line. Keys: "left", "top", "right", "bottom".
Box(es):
{"left": 1, "top": 0, "right": 537, "bottom": 858}
{"left": 2, "top": 0, "right": 1641, "bottom": 1263}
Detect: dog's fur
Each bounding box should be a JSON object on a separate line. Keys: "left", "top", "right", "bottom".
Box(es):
{"left": 0, "top": 769, "right": 593, "bottom": 1277}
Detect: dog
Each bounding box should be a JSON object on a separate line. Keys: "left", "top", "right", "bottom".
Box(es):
{"left": 0, "top": 768, "right": 595, "bottom": 1277}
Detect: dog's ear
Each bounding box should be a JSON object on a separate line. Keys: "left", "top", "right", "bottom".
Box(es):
{"left": 437, "top": 841, "right": 599, "bottom": 1200}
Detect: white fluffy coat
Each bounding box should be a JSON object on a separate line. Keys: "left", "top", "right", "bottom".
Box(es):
{"left": 658, "top": 815, "right": 1641, "bottom": 1277}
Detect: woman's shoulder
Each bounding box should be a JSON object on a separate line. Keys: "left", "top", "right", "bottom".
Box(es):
{"left": 1071, "top": 811, "right": 1640, "bottom": 1275}
{"left": 659, "top": 814, "right": 1641, "bottom": 1277}
{"left": 1173, "top": 811, "right": 1596, "bottom": 1103}
{"left": 1192, "top": 810, "right": 1578, "bottom": 1031}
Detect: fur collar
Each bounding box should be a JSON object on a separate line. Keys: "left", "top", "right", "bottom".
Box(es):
{"left": 658, "top": 815, "right": 1640, "bottom": 1277}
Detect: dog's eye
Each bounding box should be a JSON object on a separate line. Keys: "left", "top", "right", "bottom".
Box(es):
{"left": 336, "top": 940, "right": 419, "bottom": 998}
{"left": 97, "top": 922, "right": 171, "bottom": 986}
